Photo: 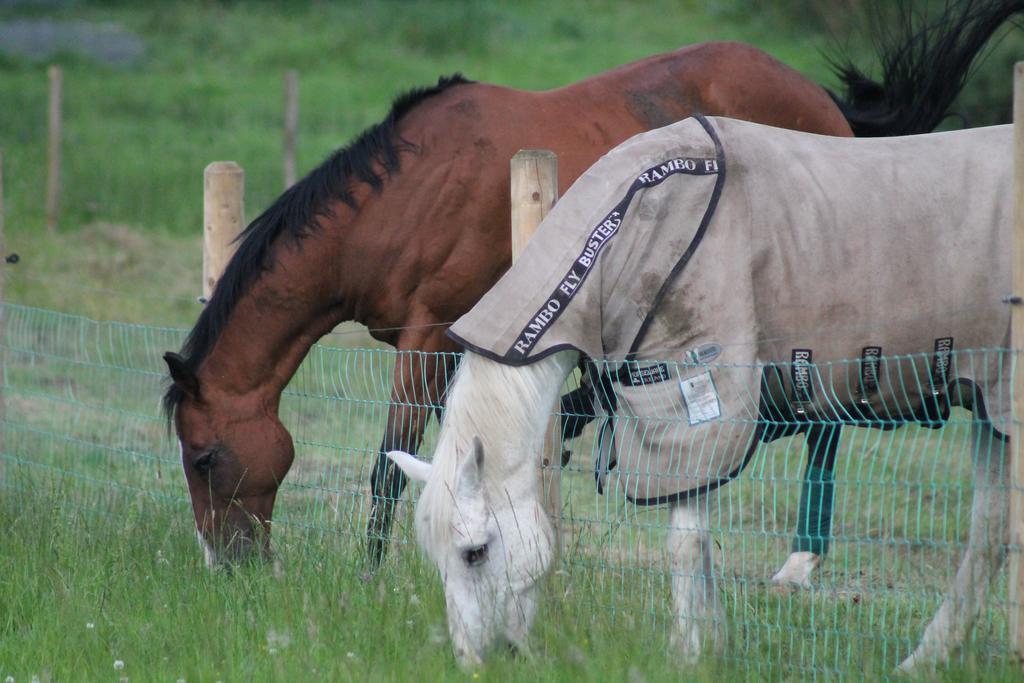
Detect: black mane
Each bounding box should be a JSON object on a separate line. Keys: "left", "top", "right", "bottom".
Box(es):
{"left": 162, "top": 74, "right": 472, "bottom": 420}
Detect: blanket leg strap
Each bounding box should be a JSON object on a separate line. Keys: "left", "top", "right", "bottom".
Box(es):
{"left": 772, "top": 424, "right": 839, "bottom": 588}
{"left": 793, "top": 423, "right": 840, "bottom": 556}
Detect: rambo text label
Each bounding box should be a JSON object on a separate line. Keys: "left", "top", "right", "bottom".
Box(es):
{"left": 791, "top": 348, "right": 814, "bottom": 404}
{"left": 861, "top": 346, "right": 882, "bottom": 398}
{"left": 508, "top": 156, "right": 720, "bottom": 357}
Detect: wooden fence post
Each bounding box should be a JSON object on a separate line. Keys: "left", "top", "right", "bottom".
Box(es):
{"left": 46, "top": 65, "right": 62, "bottom": 234}
{"left": 1011, "top": 61, "right": 1024, "bottom": 668}
{"left": 510, "top": 149, "right": 561, "bottom": 546}
{"left": 203, "top": 162, "right": 245, "bottom": 302}
{"left": 0, "top": 151, "right": 6, "bottom": 489}
{"left": 283, "top": 70, "right": 298, "bottom": 189}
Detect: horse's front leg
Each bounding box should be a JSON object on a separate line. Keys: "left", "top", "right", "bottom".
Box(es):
{"left": 366, "top": 329, "right": 461, "bottom": 568}
{"left": 772, "top": 423, "right": 840, "bottom": 589}
{"left": 669, "top": 491, "right": 725, "bottom": 663}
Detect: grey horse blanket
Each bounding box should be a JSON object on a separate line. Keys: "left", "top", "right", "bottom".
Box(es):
{"left": 449, "top": 115, "right": 1012, "bottom": 504}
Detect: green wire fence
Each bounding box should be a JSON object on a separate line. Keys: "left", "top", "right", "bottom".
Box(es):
{"left": 0, "top": 302, "right": 1013, "bottom": 678}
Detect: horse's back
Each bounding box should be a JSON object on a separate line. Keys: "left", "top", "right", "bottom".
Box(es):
{"left": 401, "top": 43, "right": 851, "bottom": 194}
{"left": 546, "top": 42, "right": 852, "bottom": 136}
{"left": 708, "top": 117, "right": 1012, "bottom": 349}
{"left": 451, "top": 115, "right": 1013, "bottom": 498}
{"left": 701, "top": 117, "right": 1012, "bottom": 425}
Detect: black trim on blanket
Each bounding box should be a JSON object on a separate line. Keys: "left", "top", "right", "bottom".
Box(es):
{"left": 501, "top": 129, "right": 722, "bottom": 361}
{"left": 622, "top": 113, "right": 727, "bottom": 361}
{"left": 448, "top": 337, "right": 584, "bottom": 367}
{"left": 584, "top": 111, "right": 727, "bottom": 465}
{"left": 447, "top": 115, "right": 723, "bottom": 367}
{"left": 622, "top": 367, "right": 772, "bottom": 507}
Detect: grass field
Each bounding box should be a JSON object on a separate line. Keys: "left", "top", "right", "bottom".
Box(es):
{"left": 1, "top": 1, "right": 1023, "bottom": 680}
{"left": 0, "top": 304, "right": 1018, "bottom": 680}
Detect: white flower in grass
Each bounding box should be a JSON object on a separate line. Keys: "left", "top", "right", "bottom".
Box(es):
{"left": 4, "top": 676, "right": 12, "bottom": 683}
{"left": 428, "top": 623, "right": 446, "bottom": 646}
{"left": 114, "top": 660, "right": 124, "bottom": 670}
{"left": 566, "top": 645, "right": 586, "bottom": 665}
{"left": 346, "top": 652, "right": 355, "bottom": 659}
{"left": 85, "top": 622, "right": 95, "bottom": 630}
{"left": 266, "top": 628, "right": 291, "bottom": 651}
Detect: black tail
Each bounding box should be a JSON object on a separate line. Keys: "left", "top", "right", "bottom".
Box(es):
{"left": 828, "top": 0, "right": 1024, "bottom": 136}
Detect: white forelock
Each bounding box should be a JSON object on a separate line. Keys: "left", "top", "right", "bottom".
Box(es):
{"left": 415, "top": 350, "right": 578, "bottom": 557}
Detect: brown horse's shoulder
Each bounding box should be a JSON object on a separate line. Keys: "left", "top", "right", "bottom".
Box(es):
{"left": 400, "top": 81, "right": 517, "bottom": 143}
{"left": 398, "top": 82, "right": 559, "bottom": 183}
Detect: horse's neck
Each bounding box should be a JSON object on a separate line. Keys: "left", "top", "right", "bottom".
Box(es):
{"left": 199, "top": 233, "right": 357, "bottom": 401}
{"left": 452, "top": 350, "right": 579, "bottom": 482}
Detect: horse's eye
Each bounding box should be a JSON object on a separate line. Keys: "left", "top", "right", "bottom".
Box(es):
{"left": 193, "top": 451, "right": 215, "bottom": 475}
{"left": 463, "top": 543, "right": 489, "bottom": 567}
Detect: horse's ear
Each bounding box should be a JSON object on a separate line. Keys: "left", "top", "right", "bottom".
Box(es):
{"left": 386, "top": 450, "right": 432, "bottom": 484}
{"left": 457, "top": 436, "right": 486, "bottom": 496}
{"left": 163, "top": 352, "right": 200, "bottom": 400}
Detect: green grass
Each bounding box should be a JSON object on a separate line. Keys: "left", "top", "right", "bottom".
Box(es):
{"left": 0, "top": 479, "right": 800, "bottom": 682}
{"left": 1, "top": 1, "right": 1023, "bottom": 679}
{"left": 1, "top": 422, "right": 1019, "bottom": 681}
{"left": 0, "top": 305, "right": 1018, "bottom": 679}
{"left": 1, "top": 451, "right": 1018, "bottom": 683}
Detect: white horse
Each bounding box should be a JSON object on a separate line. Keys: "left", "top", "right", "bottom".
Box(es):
{"left": 388, "top": 116, "right": 1011, "bottom": 670}
{"left": 388, "top": 348, "right": 1007, "bottom": 671}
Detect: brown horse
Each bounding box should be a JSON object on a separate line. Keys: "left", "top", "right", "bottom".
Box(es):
{"left": 163, "top": 3, "right": 1017, "bottom": 566}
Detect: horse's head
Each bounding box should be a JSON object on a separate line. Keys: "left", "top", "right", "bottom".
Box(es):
{"left": 389, "top": 436, "right": 554, "bottom": 666}
{"left": 164, "top": 352, "right": 295, "bottom": 567}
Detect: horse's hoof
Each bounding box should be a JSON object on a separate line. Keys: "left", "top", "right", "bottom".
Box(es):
{"left": 894, "top": 655, "right": 924, "bottom": 678}
{"left": 770, "top": 551, "right": 820, "bottom": 590}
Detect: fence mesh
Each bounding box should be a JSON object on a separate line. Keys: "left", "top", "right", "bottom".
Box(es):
{"left": 0, "top": 302, "right": 1013, "bottom": 678}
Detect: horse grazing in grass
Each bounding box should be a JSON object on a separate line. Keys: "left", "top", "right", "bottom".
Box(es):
{"left": 387, "top": 116, "right": 1011, "bottom": 672}
{"left": 162, "top": 0, "right": 1020, "bottom": 569}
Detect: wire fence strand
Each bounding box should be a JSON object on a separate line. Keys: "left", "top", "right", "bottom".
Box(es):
{"left": 0, "top": 302, "right": 1014, "bottom": 678}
